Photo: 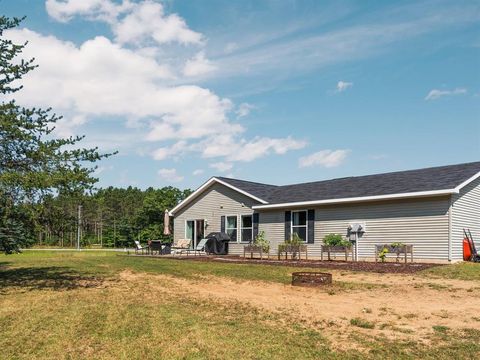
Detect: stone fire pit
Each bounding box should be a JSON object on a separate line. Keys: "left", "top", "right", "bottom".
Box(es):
{"left": 291, "top": 272, "right": 332, "bottom": 287}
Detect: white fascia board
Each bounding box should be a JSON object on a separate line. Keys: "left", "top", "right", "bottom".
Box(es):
{"left": 169, "top": 177, "right": 268, "bottom": 216}
{"left": 252, "top": 188, "right": 457, "bottom": 210}
{"left": 453, "top": 171, "right": 480, "bottom": 193}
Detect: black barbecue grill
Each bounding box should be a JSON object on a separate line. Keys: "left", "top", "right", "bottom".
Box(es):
{"left": 204, "top": 232, "right": 230, "bottom": 255}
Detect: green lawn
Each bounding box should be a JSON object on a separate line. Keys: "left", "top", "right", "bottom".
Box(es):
{"left": 1, "top": 251, "right": 479, "bottom": 359}
{"left": 1, "top": 250, "right": 329, "bottom": 284}
{"left": 422, "top": 261, "right": 480, "bottom": 281}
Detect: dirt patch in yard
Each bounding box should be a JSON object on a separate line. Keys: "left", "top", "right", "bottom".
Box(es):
{"left": 171, "top": 255, "right": 442, "bottom": 274}
{"left": 119, "top": 269, "right": 480, "bottom": 350}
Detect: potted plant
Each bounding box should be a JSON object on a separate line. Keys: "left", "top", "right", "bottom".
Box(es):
{"left": 376, "top": 242, "right": 409, "bottom": 262}
{"left": 244, "top": 231, "right": 270, "bottom": 259}
{"left": 278, "top": 233, "right": 308, "bottom": 260}
{"left": 321, "top": 233, "right": 352, "bottom": 261}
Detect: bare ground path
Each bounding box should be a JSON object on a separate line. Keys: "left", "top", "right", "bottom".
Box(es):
{"left": 119, "top": 269, "right": 480, "bottom": 350}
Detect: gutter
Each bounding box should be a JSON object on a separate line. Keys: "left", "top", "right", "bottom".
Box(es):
{"left": 252, "top": 188, "right": 458, "bottom": 210}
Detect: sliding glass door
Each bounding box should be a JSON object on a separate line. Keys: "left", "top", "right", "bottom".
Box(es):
{"left": 195, "top": 220, "right": 205, "bottom": 249}
{"left": 186, "top": 219, "right": 205, "bottom": 249}
{"left": 186, "top": 221, "right": 194, "bottom": 248}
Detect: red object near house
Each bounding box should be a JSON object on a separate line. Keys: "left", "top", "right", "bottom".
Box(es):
{"left": 463, "top": 237, "right": 472, "bottom": 261}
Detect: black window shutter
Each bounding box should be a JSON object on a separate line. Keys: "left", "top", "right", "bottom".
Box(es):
{"left": 220, "top": 216, "right": 225, "bottom": 233}
{"left": 307, "top": 209, "right": 315, "bottom": 244}
{"left": 253, "top": 213, "right": 259, "bottom": 240}
{"left": 284, "top": 211, "right": 291, "bottom": 241}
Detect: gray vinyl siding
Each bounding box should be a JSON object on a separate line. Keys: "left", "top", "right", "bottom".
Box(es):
{"left": 451, "top": 176, "right": 480, "bottom": 260}
{"left": 173, "top": 182, "right": 259, "bottom": 255}
{"left": 258, "top": 210, "right": 284, "bottom": 252}
{"left": 258, "top": 197, "right": 450, "bottom": 261}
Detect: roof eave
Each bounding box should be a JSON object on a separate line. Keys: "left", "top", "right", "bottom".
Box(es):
{"left": 252, "top": 188, "right": 458, "bottom": 210}
{"left": 453, "top": 170, "right": 480, "bottom": 192}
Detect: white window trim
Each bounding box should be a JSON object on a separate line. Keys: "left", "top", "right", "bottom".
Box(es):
{"left": 290, "top": 210, "right": 308, "bottom": 243}
{"left": 240, "top": 214, "right": 254, "bottom": 243}
{"left": 225, "top": 214, "right": 239, "bottom": 242}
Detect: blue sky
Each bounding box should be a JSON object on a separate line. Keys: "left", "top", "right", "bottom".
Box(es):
{"left": 3, "top": 0, "right": 479, "bottom": 190}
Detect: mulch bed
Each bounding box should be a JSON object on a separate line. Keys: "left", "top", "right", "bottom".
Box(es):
{"left": 172, "top": 255, "right": 443, "bottom": 274}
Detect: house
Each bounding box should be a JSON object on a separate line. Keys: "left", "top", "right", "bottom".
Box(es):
{"left": 170, "top": 162, "right": 480, "bottom": 262}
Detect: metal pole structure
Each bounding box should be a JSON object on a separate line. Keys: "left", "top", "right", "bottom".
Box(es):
{"left": 77, "top": 204, "right": 82, "bottom": 250}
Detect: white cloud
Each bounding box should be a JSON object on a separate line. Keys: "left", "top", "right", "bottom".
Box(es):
{"left": 209, "top": 162, "right": 233, "bottom": 172}
{"left": 55, "top": 114, "right": 87, "bottom": 137}
{"left": 158, "top": 168, "right": 184, "bottom": 182}
{"left": 152, "top": 141, "right": 188, "bottom": 160}
{"left": 201, "top": 136, "right": 307, "bottom": 162}
{"left": 113, "top": 0, "right": 203, "bottom": 46}
{"left": 425, "top": 88, "right": 467, "bottom": 100}
{"left": 183, "top": 51, "right": 216, "bottom": 77}
{"left": 224, "top": 42, "right": 238, "bottom": 54}
{"left": 149, "top": 134, "right": 306, "bottom": 165}
{"left": 8, "top": 3, "right": 308, "bottom": 170}
{"left": 45, "top": 0, "right": 133, "bottom": 23}
{"left": 46, "top": 0, "right": 203, "bottom": 46}
{"left": 192, "top": 169, "right": 204, "bottom": 176}
{"left": 236, "top": 103, "right": 255, "bottom": 118}
{"left": 5, "top": 29, "right": 240, "bottom": 142}
{"left": 299, "top": 149, "right": 349, "bottom": 168}
{"left": 335, "top": 81, "right": 353, "bottom": 93}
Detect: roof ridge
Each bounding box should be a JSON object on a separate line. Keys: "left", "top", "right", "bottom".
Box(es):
{"left": 280, "top": 161, "right": 480, "bottom": 187}
{"left": 216, "top": 176, "right": 278, "bottom": 188}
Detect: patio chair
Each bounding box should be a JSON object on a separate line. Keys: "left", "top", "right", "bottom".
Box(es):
{"left": 186, "top": 238, "right": 208, "bottom": 256}
{"left": 149, "top": 240, "right": 163, "bottom": 255}
{"left": 134, "top": 240, "right": 148, "bottom": 255}
{"left": 171, "top": 239, "right": 192, "bottom": 256}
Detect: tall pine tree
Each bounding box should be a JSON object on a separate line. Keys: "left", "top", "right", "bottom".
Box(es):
{"left": 0, "top": 16, "right": 115, "bottom": 253}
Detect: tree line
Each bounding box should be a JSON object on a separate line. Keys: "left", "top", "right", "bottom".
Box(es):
{"left": 36, "top": 186, "right": 191, "bottom": 248}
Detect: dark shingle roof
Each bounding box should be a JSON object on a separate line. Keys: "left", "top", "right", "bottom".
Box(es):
{"left": 216, "top": 177, "right": 279, "bottom": 202}
{"left": 217, "top": 161, "right": 480, "bottom": 205}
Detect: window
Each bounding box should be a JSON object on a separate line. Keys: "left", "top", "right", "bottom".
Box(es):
{"left": 291, "top": 210, "right": 307, "bottom": 242}
{"left": 241, "top": 215, "right": 253, "bottom": 243}
{"left": 226, "top": 215, "right": 237, "bottom": 242}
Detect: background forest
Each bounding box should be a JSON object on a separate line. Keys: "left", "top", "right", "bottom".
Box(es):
{"left": 35, "top": 187, "right": 192, "bottom": 248}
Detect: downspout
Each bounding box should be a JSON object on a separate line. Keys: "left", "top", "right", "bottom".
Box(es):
{"left": 448, "top": 196, "right": 453, "bottom": 262}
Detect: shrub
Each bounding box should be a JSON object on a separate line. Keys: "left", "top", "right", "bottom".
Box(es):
{"left": 323, "top": 233, "right": 351, "bottom": 247}
{"left": 254, "top": 231, "right": 269, "bottom": 252}
{"left": 289, "top": 232, "right": 304, "bottom": 246}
